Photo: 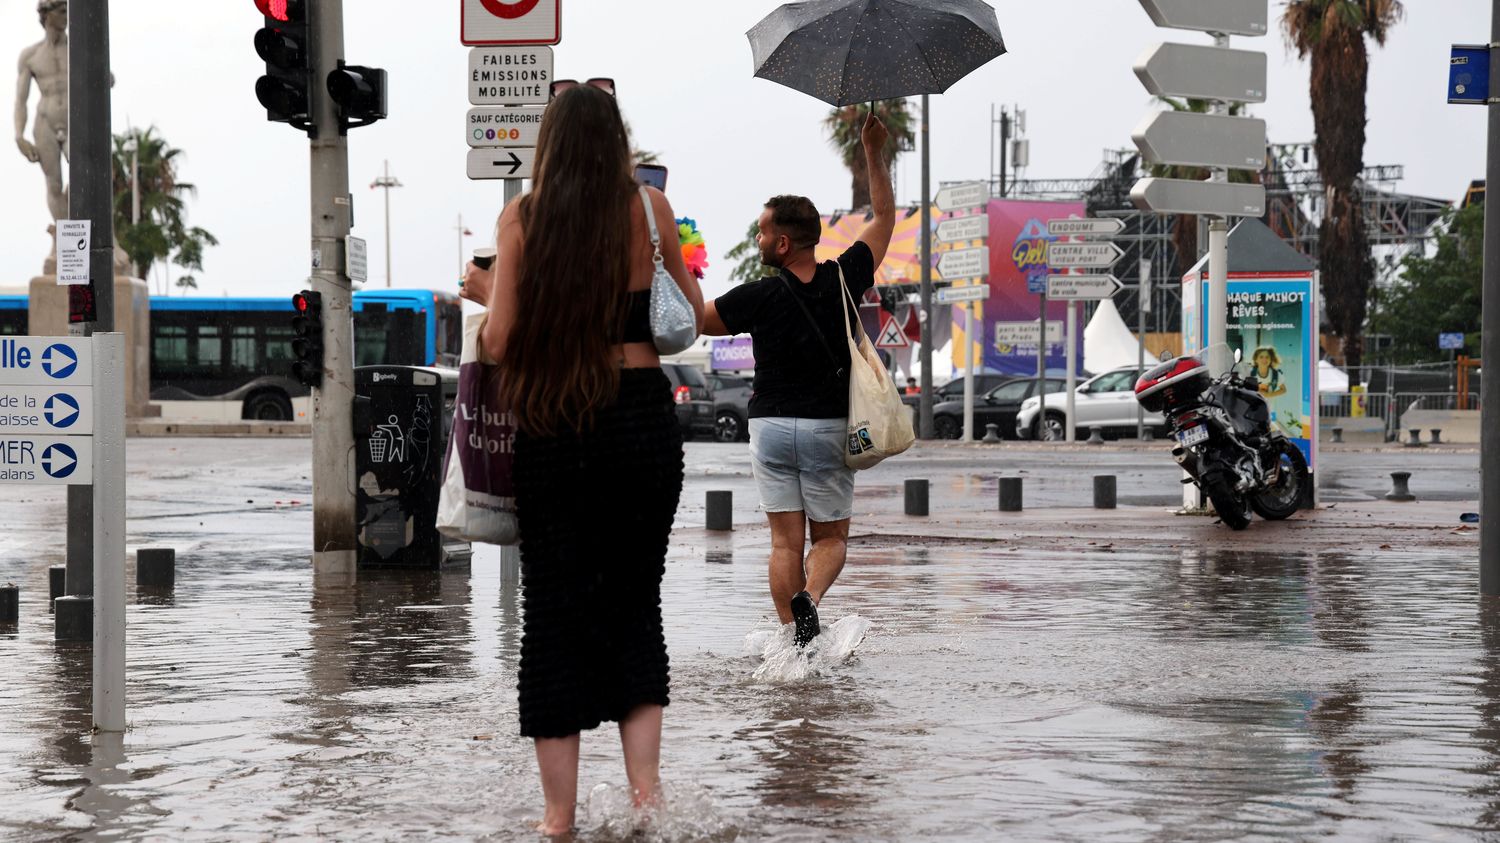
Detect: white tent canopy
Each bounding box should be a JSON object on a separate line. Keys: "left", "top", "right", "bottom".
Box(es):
{"left": 1083, "top": 298, "right": 1143, "bottom": 373}
{"left": 1318, "top": 359, "right": 1349, "bottom": 393}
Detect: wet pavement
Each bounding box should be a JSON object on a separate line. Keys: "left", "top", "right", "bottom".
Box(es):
{"left": 1, "top": 438, "right": 1494, "bottom": 840}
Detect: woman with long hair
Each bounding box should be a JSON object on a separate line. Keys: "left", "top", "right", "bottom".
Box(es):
{"left": 462, "top": 85, "right": 703, "bottom": 835}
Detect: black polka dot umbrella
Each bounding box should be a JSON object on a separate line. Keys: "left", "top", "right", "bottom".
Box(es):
{"left": 747, "top": 0, "right": 1006, "bottom": 107}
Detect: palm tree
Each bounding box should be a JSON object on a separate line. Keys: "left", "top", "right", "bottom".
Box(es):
{"left": 1283, "top": 0, "right": 1403, "bottom": 369}
{"left": 823, "top": 99, "right": 916, "bottom": 210}
{"left": 111, "top": 127, "right": 218, "bottom": 293}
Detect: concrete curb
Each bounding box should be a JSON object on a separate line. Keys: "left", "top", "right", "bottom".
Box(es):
{"left": 127, "top": 421, "right": 311, "bottom": 438}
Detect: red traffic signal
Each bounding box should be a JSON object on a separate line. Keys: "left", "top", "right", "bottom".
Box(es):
{"left": 293, "top": 291, "right": 316, "bottom": 313}
{"left": 254, "top": 0, "right": 297, "bottom": 22}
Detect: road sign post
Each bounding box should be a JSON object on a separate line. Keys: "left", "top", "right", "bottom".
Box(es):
{"left": 937, "top": 284, "right": 989, "bottom": 441}
{"left": 1047, "top": 220, "right": 1126, "bottom": 442}
{"left": 934, "top": 181, "right": 989, "bottom": 213}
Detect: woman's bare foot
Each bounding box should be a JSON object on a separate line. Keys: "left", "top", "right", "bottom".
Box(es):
{"left": 534, "top": 818, "right": 574, "bottom": 837}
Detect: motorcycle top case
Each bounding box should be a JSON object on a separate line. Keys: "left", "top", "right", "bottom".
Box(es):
{"left": 1135, "top": 356, "right": 1211, "bottom": 415}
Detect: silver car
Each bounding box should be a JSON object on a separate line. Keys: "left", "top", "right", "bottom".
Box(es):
{"left": 1014, "top": 366, "right": 1166, "bottom": 440}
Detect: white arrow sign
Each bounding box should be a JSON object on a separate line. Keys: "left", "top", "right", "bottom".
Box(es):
{"left": 1133, "top": 111, "right": 1267, "bottom": 171}
{"left": 937, "top": 247, "right": 989, "bottom": 280}
{"left": 1136, "top": 42, "right": 1267, "bottom": 104}
{"left": 936, "top": 284, "right": 989, "bottom": 304}
{"left": 0, "top": 434, "right": 93, "bottom": 485}
{"left": 994, "top": 321, "right": 1063, "bottom": 346}
{"left": 1047, "top": 218, "right": 1124, "bottom": 238}
{"left": 0, "top": 386, "right": 94, "bottom": 434}
{"left": 1046, "top": 274, "right": 1124, "bottom": 301}
{"left": 0, "top": 337, "right": 91, "bottom": 386}
{"left": 467, "top": 148, "right": 536, "bottom": 180}
{"left": 934, "top": 182, "right": 989, "bottom": 213}
{"left": 467, "top": 105, "right": 546, "bottom": 147}
{"left": 1137, "top": 0, "right": 1268, "bottom": 38}
{"left": 1047, "top": 242, "right": 1125, "bottom": 269}
{"left": 1131, "top": 178, "right": 1267, "bottom": 217}
{"left": 936, "top": 214, "right": 989, "bottom": 244}
{"left": 468, "top": 47, "right": 553, "bottom": 105}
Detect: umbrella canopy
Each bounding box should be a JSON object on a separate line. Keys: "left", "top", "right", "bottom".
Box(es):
{"left": 748, "top": 0, "right": 1005, "bottom": 107}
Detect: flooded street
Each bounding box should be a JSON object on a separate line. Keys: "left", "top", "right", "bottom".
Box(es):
{"left": 1, "top": 440, "right": 1495, "bottom": 840}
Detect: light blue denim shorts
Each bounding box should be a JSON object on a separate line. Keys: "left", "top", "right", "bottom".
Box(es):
{"left": 747, "top": 417, "right": 855, "bottom": 522}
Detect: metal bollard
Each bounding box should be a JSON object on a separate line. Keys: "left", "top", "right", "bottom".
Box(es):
{"left": 1330, "top": 426, "right": 1344, "bottom": 443}
{"left": 1086, "top": 427, "right": 1105, "bottom": 445}
{"left": 998, "top": 476, "right": 1023, "bottom": 512}
{"left": 904, "top": 479, "right": 930, "bottom": 516}
{"left": 1093, "top": 475, "right": 1117, "bottom": 509}
{"left": 48, "top": 566, "right": 64, "bottom": 614}
{"left": 981, "top": 423, "right": 1002, "bottom": 444}
{"left": 54, "top": 595, "right": 91, "bottom": 641}
{"left": 1386, "top": 471, "right": 1416, "bottom": 502}
{"left": 1430, "top": 428, "right": 1443, "bottom": 445}
{"left": 137, "top": 548, "right": 176, "bottom": 590}
{"left": 1141, "top": 427, "right": 1154, "bottom": 441}
{"left": 705, "top": 490, "right": 733, "bottom": 531}
{"left": 1405, "top": 428, "right": 1424, "bottom": 447}
{"left": 0, "top": 584, "right": 17, "bottom": 626}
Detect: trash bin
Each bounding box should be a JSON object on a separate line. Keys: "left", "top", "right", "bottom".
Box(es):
{"left": 353, "top": 365, "right": 471, "bottom": 569}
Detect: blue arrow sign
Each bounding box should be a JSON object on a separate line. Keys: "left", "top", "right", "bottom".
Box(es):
{"left": 40, "top": 344, "right": 78, "bottom": 379}
{"left": 44, "top": 393, "right": 80, "bottom": 428}
{"left": 41, "top": 443, "right": 77, "bottom": 479}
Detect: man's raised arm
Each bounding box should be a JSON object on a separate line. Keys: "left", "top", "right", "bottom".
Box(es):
{"left": 858, "top": 113, "right": 896, "bottom": 268}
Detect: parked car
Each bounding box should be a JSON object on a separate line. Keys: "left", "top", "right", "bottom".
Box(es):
{"left": 1014, "top": 366, "right": 1166, "bottom": 440}
{"left": 708, "top": 372, "right": 752, "bottom": 442}
{"left": 662, "top": 363, "right": 716, "bottom": 441}
{"left": 931, "top": 377, "right": 1065, "bottom": 440}
{"left": 901, "top": 374, "right": 1013, "bottom": 408}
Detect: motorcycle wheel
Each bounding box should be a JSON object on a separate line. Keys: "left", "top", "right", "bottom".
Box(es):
{"left": 1203, "top": 470, "right": 1252, "bottom": 530}
{"left": 1250, "top": 440, "right": 1308, "bottom": 521}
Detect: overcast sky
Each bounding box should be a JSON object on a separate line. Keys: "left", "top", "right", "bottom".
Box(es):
{"left": 0, "top": 0, "right": 1488, "bottom": 303}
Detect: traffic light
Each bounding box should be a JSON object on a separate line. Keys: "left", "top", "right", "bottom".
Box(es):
{"left": 327, "top": 61, "right": 388, "bottom": 133}
{"left": 253, "top": 0, "right": 313, "bottom": 132}
{"left": 291, "top": 290, "right": 323, "bottom": 387}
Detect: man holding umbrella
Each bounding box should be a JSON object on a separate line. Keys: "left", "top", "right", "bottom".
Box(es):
{"left": 702, "top": 113, "right": 895, "bottom": 646}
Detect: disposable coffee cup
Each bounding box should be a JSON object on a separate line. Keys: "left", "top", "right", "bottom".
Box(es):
{"left": 472, "top": 247, "right": 497, "bottom": 270}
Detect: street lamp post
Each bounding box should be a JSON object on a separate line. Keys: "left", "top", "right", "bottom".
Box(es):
{"left": 370, "top": 160, "right": 402, "bottom": 287}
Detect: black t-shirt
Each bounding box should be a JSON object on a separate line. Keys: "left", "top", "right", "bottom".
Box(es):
{"left": 714, "top": 242, "right": 877, "bottom": 419}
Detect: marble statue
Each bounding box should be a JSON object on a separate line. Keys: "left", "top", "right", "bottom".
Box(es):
{"left": 14, "top": 0, "right": 68, "bottom": 222}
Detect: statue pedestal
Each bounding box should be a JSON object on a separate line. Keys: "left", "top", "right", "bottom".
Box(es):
{"left": 27, "top": 276, "right": 158, "bottom": 419}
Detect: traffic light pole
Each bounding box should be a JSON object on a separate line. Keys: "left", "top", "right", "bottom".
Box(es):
{"left": 308, "top": 0, "right": 357, "bottom": 574}
{"left": 1481, "top": 0, "right": 1500, "bottom": 595}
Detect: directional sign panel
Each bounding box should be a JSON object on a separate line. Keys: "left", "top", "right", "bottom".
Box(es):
{"left": 1047, "top": 218, "right": 1124, "bottom": 238}
{"left": 0, "top": 337, "right": 91, "bottom": 386}
{"left": 936, "top": 284, "right": 989, "bottom": 305}
{"left": 468, "top": 47, "right": 553, "bottom": 105}
{"left": 1131, "top": 177, "right": 1267, "bottom": 217}
{"left": 934, "top": 182, "right": 989, "bottom": 213}
{"left": 1137, "top": 0, "right": 1268, "bottom": 38}
{"left": 1046, "top": 275, "right": 1124, "bottom": 301}
{"left": 1047, "top": 242, "right": 1124, "bottom": 269}
{"left": 0, "top": 435, "right": 92, "bottom": 485}
{"left": 467, "top": 147, "right": 536, "bottom": 180}
{"left": 1133, "top": 111, "right": 1266, "bottom": 171}
{"left": 462, "top": 0, "right": 561, "bottom": 46}
{"left": 937, "top": 247, "right": 989, "bottom": 280}
{"left": 994, "top": 321, "right": 1063, "bottom": 346}
{"left": 1136, "top": 42, "right": 1266, "bottom": 104}
{"left": 467, "top": 105, "right": 546, "bottom": 147}
{"left": 0, "top": 387, "right": 93, "bottom": 434}
{"left": 935, "top": 214, "right": 989, "bottom": 244}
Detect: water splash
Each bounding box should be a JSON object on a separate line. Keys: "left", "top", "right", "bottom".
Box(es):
{"left": 581, "top": 780, "right": 734, "bottom": 841}
{"left": 743, "top": 615, "right": 872, "bottom": 682}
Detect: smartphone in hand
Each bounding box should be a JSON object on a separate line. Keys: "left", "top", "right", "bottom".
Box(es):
{"left": 635, "top": 164, "right": 667, "bottom": 192}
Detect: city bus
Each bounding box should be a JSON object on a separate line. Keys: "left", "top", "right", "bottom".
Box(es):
{"left": 0, "top": 288, "right": 463, "bottom": 421}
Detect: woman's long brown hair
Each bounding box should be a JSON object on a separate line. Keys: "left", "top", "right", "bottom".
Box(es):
{"left": 501, "top": 86, "right": 636, "bottom": 437}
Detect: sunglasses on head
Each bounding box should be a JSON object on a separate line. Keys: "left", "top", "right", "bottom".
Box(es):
{"left": 548, "top": 78, "right": 616, "bottom": 101}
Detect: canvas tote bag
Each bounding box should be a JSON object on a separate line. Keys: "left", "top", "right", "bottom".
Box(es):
{"left": 436, "top": 311, "right": 520, "bottom": 545}
{"left": 838, "top": 266, "right": 914, "bottom": 469}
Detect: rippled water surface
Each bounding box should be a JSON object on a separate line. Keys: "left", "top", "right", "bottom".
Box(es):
{"left": 1, "top": 442, "right": 1496, "bottom": 840}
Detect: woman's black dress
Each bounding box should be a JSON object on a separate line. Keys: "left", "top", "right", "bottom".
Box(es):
{"left": 512, "top": 368, "right": 683, "bottom": 738}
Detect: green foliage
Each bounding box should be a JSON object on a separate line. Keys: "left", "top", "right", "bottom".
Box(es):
{"left": 111, "top": 127, "right": 218, "bottom": 292}
{"left": 1368, "top": 203, "right": 1481, "bottom": 363}
{"left": 725, "top": 220, "right": 772, "bottom": 285}
{"left": 823, "top": 99, "right": 916, "bottom": 210}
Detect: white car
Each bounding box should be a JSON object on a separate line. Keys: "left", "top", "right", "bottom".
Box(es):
{"left": 1014, "top": 366, "right": 1166, "bottom": 440}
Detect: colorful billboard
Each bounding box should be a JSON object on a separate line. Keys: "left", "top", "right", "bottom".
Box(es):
{"left": 817, "top": 209, "right": 927, "bottom": 286}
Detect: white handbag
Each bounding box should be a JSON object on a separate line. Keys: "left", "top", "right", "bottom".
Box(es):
{"left": 436, "top": 312, "right": 520, "bottom": 545}
{"left": 837, "top": 266, "right": 914, "bottom": 469}
{"left": 638, "top": 186, "right": 697, "bottom": 355}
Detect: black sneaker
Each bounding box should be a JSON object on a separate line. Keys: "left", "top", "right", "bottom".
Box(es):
{"left": 790, "top": 591, "right": 820, "bottom": 647}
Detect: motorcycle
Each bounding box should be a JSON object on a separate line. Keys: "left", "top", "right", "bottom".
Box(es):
{"left": 1133, "top": 348, "right": 1309, "bottom": 530}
